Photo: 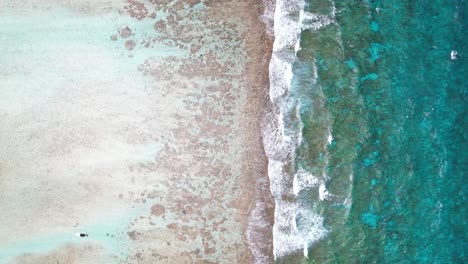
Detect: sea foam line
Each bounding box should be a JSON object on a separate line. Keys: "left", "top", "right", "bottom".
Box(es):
{"left": 262, "top": 0, "right": 336, "bottom": 260}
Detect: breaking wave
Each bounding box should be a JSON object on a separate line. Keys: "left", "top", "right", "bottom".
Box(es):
{"left": 258, "top": 0, "right": 339, "bottom": 260}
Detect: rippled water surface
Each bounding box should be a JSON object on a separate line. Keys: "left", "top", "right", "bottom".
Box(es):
{"left": 266, "top": 0, "right": 466, "bottom": 263}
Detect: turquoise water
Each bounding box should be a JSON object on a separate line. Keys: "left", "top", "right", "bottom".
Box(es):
{"left": 272, "top": 0, "right": 466, "bottom": 262}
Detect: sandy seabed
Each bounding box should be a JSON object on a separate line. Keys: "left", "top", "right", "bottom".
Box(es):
{"left": 0, "top": 0, "right": 273, "bottom": 263}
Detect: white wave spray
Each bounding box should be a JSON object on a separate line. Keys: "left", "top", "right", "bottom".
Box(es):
{"left": 261, "top": 0, "right": 340, "bottom": 260}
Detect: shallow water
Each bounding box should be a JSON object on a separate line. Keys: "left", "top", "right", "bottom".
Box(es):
{"left": 0, "top": 1, "right": 263, "bottom": 263}
{"left": 266, "top": 0, "right": 466, "bottom": 262}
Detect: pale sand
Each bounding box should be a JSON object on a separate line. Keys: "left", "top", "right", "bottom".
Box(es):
{"left": 0, "top": 0, "right": 272, "bottom": 263}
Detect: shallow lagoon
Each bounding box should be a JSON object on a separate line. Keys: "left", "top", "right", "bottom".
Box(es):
{"left": 0, "top": 1, "right": 269, "bottom": 263}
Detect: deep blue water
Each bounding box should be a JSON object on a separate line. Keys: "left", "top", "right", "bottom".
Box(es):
{"left": 276, "top": 0, "right": 467, "bottom": 262}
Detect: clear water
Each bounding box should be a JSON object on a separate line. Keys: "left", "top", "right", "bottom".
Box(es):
{"left": 268, "top": 0, "right": 467, "bottom": 262}
{"left": 0, "top": 1, "right": 256, "bottom": 263}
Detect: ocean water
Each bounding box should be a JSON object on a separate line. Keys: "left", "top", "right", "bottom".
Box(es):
{"left": 264, "top": 0, "right": 466, "bottom": 263}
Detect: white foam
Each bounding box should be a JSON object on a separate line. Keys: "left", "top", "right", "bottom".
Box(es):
{"left": 295, "top": 104, "right": 304, "bottom": 145}
{"left": 301, "top": 12, "right": 335, "bottom": 31}
{"left": 263, "top": 0, "right": 339, "bottom": 259}
{"left": 327, "top": 134, "right": 333, "bottom": 145}
{"left": 272, "top": 0, "right": 305, "bottom": 52}
{"left": 292, "top": 173, "right": 299, "bottom": 195}
{"left": 260, "top": 0, "right": 276, "bottom": 36}
{"left": 269, "top": 54, "right": 295, "bottom": 103}
{"left": 272, "top": 200, "right": 327, "bottom": 259}
{"left": 261, "top": 109, "right": 290, "bottom": 161}
{"left": 268, "top": 0, "right": 306, "bottom": 104}
{"left": 451, "top": 50, "right": 458, "bottom": 60}
{"left": 285, "top": 61, "right": 293, "bottom": 85}
{"left": 303, "top": 242, "right": 308, "bottom": 258}
{"left": 294, "top": 39, "right": 301, "bottom": 54}
{"left": 293, "top": 169, "right": 319, "bottom": 195}
{"left": 268, "top": 160, "right": 293, "bottom": 198}
{"left": 319, "top": 183, "right": 330, "bottom": 201}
